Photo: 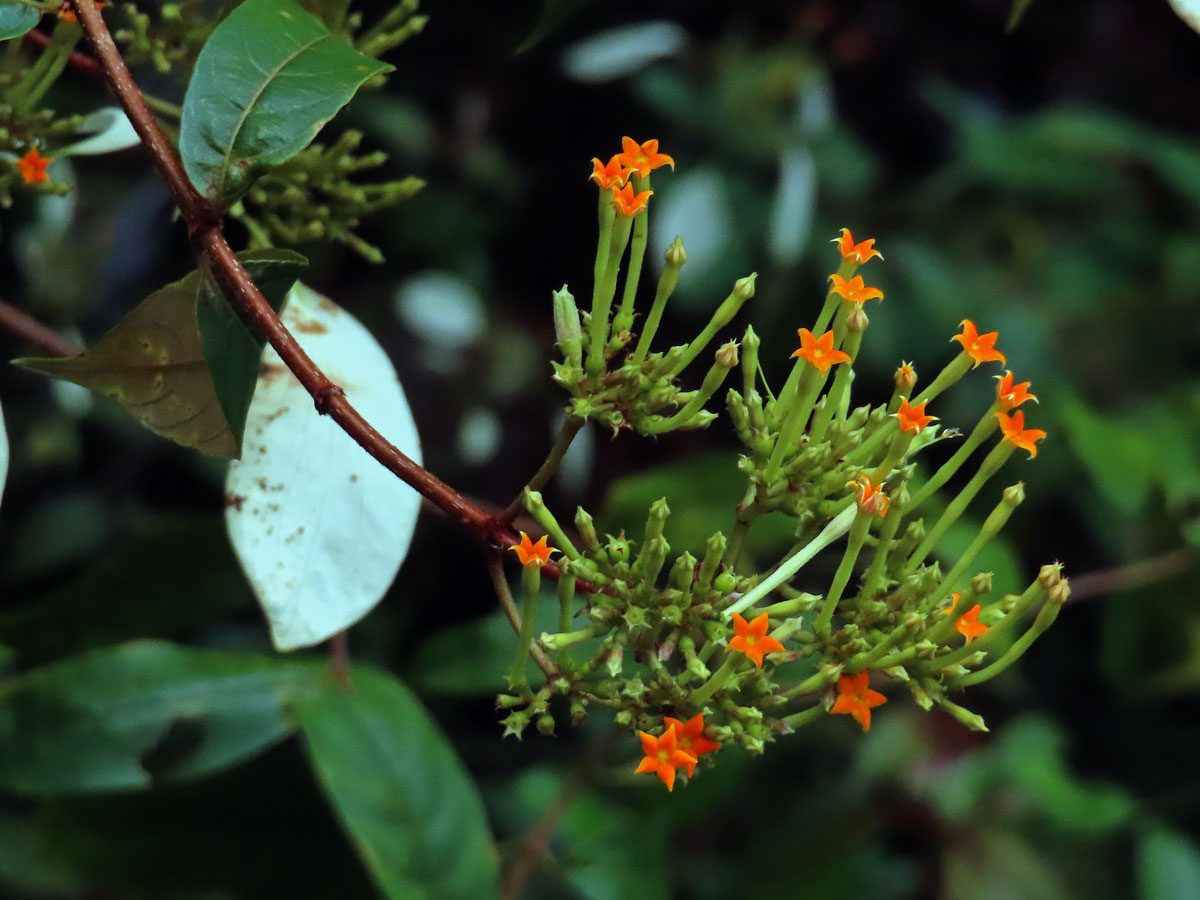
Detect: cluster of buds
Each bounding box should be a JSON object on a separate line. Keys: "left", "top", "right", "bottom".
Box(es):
{"left": 551, "top": 137, "right": 756, "bottom": 434}
{"left": 498, "top": 138, "right": 1067, "bottom": 792}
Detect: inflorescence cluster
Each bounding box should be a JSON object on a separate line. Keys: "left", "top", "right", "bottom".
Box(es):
{"left": 498, "top": 137, "right": 1068, "bottom": 791}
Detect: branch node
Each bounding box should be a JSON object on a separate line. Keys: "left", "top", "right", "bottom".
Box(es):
{"left": 313, "top": 383, "right": 346, "bottom": 415}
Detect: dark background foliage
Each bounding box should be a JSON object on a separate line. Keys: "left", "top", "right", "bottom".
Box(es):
{"left": 2, "top": 0, "right": 1200, "bottom": 897}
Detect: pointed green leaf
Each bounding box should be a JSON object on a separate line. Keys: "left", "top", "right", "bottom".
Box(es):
{"left": 180, "top": 0, "right": 392, "bottom": 207}
{"left": 293, "top": 667, "right": 500, "bottom": 900}
{"left": 196, "top": 249, "right": 308, "bottom": 448}
{"left": 0, "top": 641, "right": 319, "bottom": 794}
{"left": 16, "top": 250, "right": 305, "bottom": 458}
{"left": 0, "top": 3, "right": 39, "bottom": 41}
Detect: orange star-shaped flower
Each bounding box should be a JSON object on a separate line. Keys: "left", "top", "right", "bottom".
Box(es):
{"left": 995, "top": 410, "right": 1047, "bottom": 458}
{"left": 995, "top": 371, "right": 1037, "bottom": 410}
{"left": 830, "top": 670, "right": 887, "bottom": 732}
{"left": 832, "top": 228, "right": 883, "bottom": 264}
{"left": 791, "top": 327, "right": 851, "bottom": 374}
{"left": 828, "top": 273, "right": 884, "bottom": 304}
{"left": 848, "top": 474, "right": 889, "bottom": 517}
{"left": 611, "top": 182, "right": 653, "bottom": 216}
{"left": 727, "top": 612, "right": 785, "bottom": 668}
{"left": 17, "top": 147, "right": 51, "bottom": 184}
{"left": 589, "top": 154, "right": 634, "bottom": 190}
{"left": 616, "top": 136, "right": 675, "bottom": 178}
{"left": 952, "top": 603, "right": 988, "bottom": 643}
{"left": 951, "top": 319, "right": 1006, "bottom": 368}
{"left": 662, "top": 714, "right": 721, "bottom": 777}
{"left": 634, "top": 726, "right": 697, "bottom": 791}
{"left": 894, "top": 397, "right": 935, "bottom": 434}
{"left": 57, "top": 0, "right": 104, "bottom": 23}
{"left": 510, "top": 531, "right": 555, "bottom": 568}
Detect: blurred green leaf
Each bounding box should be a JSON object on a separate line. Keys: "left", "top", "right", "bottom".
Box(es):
{"left": 1139, "top": 828, "right": 1200, "bottom": 900}
{"left": 493, "top": 768, "right": 670, "bottom": 900}
{"left": 1006, "top": 0, "right": 1038, "bottom": 32}
{"left": 0, "top": 517, "right": 246, "bottom": 666}
{"left": 0, "top": 810, "right": 85, "bottom": 895}
{"left": 996, "top": 717, "right": 1133, "bottom": 833}
{"left": 945, "top": 828, "right": 1072, "bottom": 900}
{"left": 0, "top": 2, "right": 37, "bottom": 41}
{"left": 0, "top": 641, "right": 317, "bottom": 793}
{"left": 293, "top": 666, "right": 499, "bottom": 900}
{"left": 196, "top": 249, "right": 306, "bottom": 448}
{"left": 409, "top": 594, "right": 590, "bottom": 696}
{"left": 179, "top": 0, "right": 391, "bottom": 206}
{"left": 600, "top": 451, "right": 794, "bottom": 560}
{"left": 517, "top": 0, "right": 594, "bottom": 53}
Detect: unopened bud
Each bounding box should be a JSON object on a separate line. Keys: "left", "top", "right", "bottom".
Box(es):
{"left": 970, "top": 571, "right": 994, "bottom": 596}
{"left": 536, "top": 713, "right": 556, "bottom": 736}
{"left": 894, "top": 361, "right": 917, "bottom": 394}
{"left": 606, "top": 644, "right": 624, "bottom": 677}
{"left": 1002, "top": 481, "right": 1026, "bottom": 507}
{"left": 941, "top": 700, "right": 989, "bottom": 732}
{"left": 1038, "top": 561, "right": 1064, "bottom": 589}
{"left": 661, "top": 604, "right": 682, "bottom": 625}
{"left": 714, "top": 571, "right": 738, "bottom": 594}
{"left": 733, "top": 272, "right": 758, "bottom": 302}
{"left": 715, "top": 340, "right": 739, "bottom": 369}
{"left": 847, "top": 303, "right": 869, "bottom": 332}
{"left": 1048, "top": 578, "right": 1071, "bottom": 605}
{"left": 552, "top": 285, "right": 581, "bottom": 346}
{"left": 614, "top": 709, "right": 633, "bottom": 727}
{"left": 665, "top": 235, "right": 687, "bottom": 268}
{"left": 570, "top": 699, "right": 588, "bottom": 725}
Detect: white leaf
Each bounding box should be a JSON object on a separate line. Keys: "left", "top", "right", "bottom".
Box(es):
{"left": 55, "top": 107, "right": 141, "bottom": 157}
{"left": 561, "top": 22, "right": 686, "bottom": 83}
{"left": 226, "top": 284, "right": 422, "bottom": 650}
{"left": 1169, "top": 0, "right": 1200, "bottom": 34}
{"left": 0, "top": 397, "right": 8, "bottom": 511}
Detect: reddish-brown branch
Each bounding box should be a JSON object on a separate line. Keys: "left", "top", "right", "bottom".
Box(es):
{"left": 0, "top": 298, "right": 82, "bottom": 358}
{"left": 23, "top": 28, "right": 106, "bottom": 80}
{"left": 70, "top": 0, "right": 499, "bottom": 539}
{"left": 1067, "top": 547, "right": 1192, "bottom": 602}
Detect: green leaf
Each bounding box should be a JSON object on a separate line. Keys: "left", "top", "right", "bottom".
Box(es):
{"left": 196, "top": 249, "right": 307, "bottom": 446}
{"left": 517, "top": 0, "right": 595, "bottom": 53}
{"left": 0, "top": 3, "right": 39, "bottom": 41}
{"left": 179, "top": 0, "right": 392, "bottom": 207}
{"left": 0, "top": 641, "right": 319, "bottom": 794}
{"left": 293, "top": 666, "right": 499, "bottom": 900}
{"left": 1139, "top": 828, "right": 1200, "bottom": 900}
{"left": 15, "top": 250, "right": 305, "bottom": 458}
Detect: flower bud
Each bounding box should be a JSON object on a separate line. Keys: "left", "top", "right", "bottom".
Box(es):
{"left": 661, "top": 604, "right": 682, "bottom": 625}
{"left": 1002, "top": 481, "right": 1026, "bottom": 507}
{"left": 715, "top": 340, "right": 739, "bottom": 369}
{"left": 665, "top": 235, "right": 687, "bottom": 268}
{"left": 1038, "top": 561, "right": 1064, "bottom": 589}
{"left": 606, "top": 644, "right": 624, "bottom": 677}
{"left": 552, "top": 284, "right": 581, "bottom": 345}
{"left": 970, "top": 571, "right": 994, "bottom": 596}
{"left": 733, "top": 272, "right": 758, "bottom": 302}
{"left": 847, "top": 303, "right": 869, "bottom": 332}
{"left": 1048, "top": 578, "right": 1071, "bottom": 605}
{"left": 570, "top": 699, "right": 588, "bottom": 726}
{"left": 669, "top": 551, "right": 698, "bottom": 591}
{"left": 941, "top": 700, "right": 989, "bottom": 732}
{"left": 894, "top": 361, "right": 917, "bottom": 394}
{"left": 536, "top": 713, "right": 556, "bottom": 736}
